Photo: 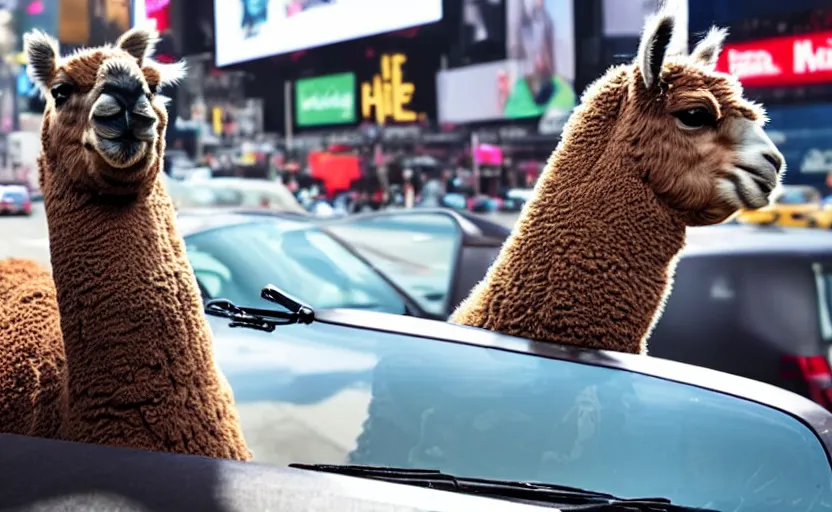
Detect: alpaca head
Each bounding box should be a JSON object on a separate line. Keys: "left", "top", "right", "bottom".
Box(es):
{"left": 609, "top": 3, "right": 784, "bottom": 226}
{"left": 24, "top": 28, "right": 186, "bottom": 195}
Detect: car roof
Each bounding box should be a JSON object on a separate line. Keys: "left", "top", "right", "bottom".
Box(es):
{"left": 323, "top": 208, "right": 511, "bottom": 246}
{"left": 176, "top": 209, "right": 312, "bottom": 238}
{"left": 0, "top": 184, "right": 27, "bottom": 191}
{"left": 683, "top": 224, "right": 832, "bottom": 257}
{"left": 0, "top": 433, "right": 546, "bottom": 512}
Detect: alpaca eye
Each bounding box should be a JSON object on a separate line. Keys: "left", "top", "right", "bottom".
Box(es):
{"left": 674, "top": 107, "right": 716, "bottom": 130}
{"left": 50, "top": 83, "right": 75, "bottom": 107}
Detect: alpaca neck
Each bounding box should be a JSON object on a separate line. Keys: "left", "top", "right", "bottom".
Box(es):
{"left": 451, "top": 68, "right": 686, "bottom": 354}
{"left": 41, "top": 158, "right": 248, "bottom": 457}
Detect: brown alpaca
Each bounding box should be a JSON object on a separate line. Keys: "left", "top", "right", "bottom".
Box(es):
{"left": 18, "top": 28, "right": 251, "bottom": 459}
{"left": 0, "top": 258, "right": 65, "bottom": 438}
{"left": 450, "top": 6, "right": 784, "bottom": 355}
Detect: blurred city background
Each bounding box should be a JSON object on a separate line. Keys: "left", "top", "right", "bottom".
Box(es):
{"left": 2, "top": 0, "right": 832, "bottom": 241}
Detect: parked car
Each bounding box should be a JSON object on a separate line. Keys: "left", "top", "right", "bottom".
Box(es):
{"left": 649, "top": 223, "right": 832, "bottom": 411}
{"left": 735, "top": 185, "right": 821, "bottom": 227}
{"left": 165, "top": 176, "right": 308, "bottom": 215}
{"left": 808, "top": 195, "right": 832, "bottom": 229}
{"left": 179, "top": 208, "right": 510, "bottom": 320}
{"left": 199, "top": 288, "right": 832, "bottom": 511}
{"left": 0, "top": 183, "right": 32, "bottom": 216}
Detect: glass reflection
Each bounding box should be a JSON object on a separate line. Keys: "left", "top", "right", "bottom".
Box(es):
{"left": 221, "top": 321, "right": 832, "bottom": 511}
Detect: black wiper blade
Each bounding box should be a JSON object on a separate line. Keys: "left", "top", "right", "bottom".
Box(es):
{"left": 204, "top": 284, "right": 315, "bottom": 332}
{"left": 289, "top": 464, "right": 719, "bottom": 511}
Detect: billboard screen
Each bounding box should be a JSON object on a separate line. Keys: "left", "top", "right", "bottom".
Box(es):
{"left": 295, "top": 72, "right": 356, "bottom": 127}
{"left": 437, "top": 0, "right": 576, "bottom": 124}
{"left": 214, "top": 0, "right": 443, "bottom": 67}
{"left": 715, "top": 31, "right": 832, "bottom": 88}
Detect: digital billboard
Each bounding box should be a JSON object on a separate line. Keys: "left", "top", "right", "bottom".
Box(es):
{"left": 214, "top": 0, "right": 443, "bottom": 67}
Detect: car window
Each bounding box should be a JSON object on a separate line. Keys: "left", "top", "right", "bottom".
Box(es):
{"left": 187, "top": 248, "right": 236, "bottom": 299}
{"left": 218, "top": 321, "right": 831, "bottom": 512}
{"left": 326, "top": 214, "right": 461, "bottom": 316}
{"left": 185, "top": 221, "right": 406, "bottom": 314}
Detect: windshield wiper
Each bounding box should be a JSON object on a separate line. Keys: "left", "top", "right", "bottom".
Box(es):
{"left": 204, "top": 284, "right": 315, "bottom": 332}
{"left": 289, "top": 464, "right": 719, "bottom": 511}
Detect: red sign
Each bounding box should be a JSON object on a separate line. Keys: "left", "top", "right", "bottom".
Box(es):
{"left": 715, "top": 31, "right": 832, "bottom": 87}
{"left": 145, "top": 0, "right": 170, "bottom": 32}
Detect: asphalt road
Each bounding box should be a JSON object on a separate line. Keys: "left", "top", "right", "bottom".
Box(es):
{"left": 0, "top": 202, "right": 51, "bottom": 269}
{"left": 0, "top": 203, "right": 520, "bottom": 465}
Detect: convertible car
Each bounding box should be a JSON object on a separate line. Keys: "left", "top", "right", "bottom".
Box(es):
{"left": 172, "top": 289, "right": 832, "bottom": 510}
{"left": 4, "top": 296, "right": 830, "bottom": 511}
{"left": 185, "top": 209, "right": 832, "bottom": 413}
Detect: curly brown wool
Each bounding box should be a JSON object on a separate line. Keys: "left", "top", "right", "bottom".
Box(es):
{"left": 6, "top": 28, "right": 251, "bottom": 459}
{"left": 0, "top": 258, "right": 65, "bottom": 438}
{"left": 451, "top": 9, "right": 784, "bottom": 355}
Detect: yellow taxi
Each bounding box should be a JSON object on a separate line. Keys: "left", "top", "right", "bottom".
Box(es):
{"left": 808, "top": 195, "right": 832, "bottom": 229}
{"left": 735, "top": 185, "right": 822, "bottom": 228}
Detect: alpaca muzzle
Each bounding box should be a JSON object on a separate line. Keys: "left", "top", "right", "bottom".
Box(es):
{"left": 723, "top": 117, "right": 785, "bottom": 209}
{"left": 91, "top": 90, "right": 158, "bottom": 143}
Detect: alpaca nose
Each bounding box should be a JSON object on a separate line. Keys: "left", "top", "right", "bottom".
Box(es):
{"left": 763, "top": 152, "right": 784, "bottom": 174}
{"left": 92, "top": 84, "right": 157, "bottom": 141}
{"left": 104, "top": 84, "right": 143, "bottom": 111}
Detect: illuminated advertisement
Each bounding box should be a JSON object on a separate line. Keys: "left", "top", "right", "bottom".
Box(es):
{"left": 716, "top": 31, "right": 832, "bottom": 88}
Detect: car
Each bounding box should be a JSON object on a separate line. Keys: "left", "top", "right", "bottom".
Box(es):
{"left": 183, "top": 209, "right": 832, "bottom": 412}
{"left": 317, "top": 213, "right": 832, "bottom": 411}
{"left": 179, "top": 208, "right": 510, "bottom": 320}
{"left": 735, "top": 185, "right": 821, "bottom": 228}
{"left": 5, "top": 294, "right": 826, "bottom": 511}
{"left": 0, "top": 183, "right": 32, "bottom": 216}
{"left": 164, "top": 175, "right": 308, "bottom": 215}
{"left": 200, "top": 291, "right": 831, "bottom": 511}
{"left": 808, "top": 195, "right": 832, "bottom": 229}
{"left": 649, "top": 223, "right": 832, "bottom": 411}
{"left": 7, "top": 213, "right": 830, "bottom": 510}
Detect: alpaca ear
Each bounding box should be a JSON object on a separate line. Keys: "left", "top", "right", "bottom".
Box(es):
{"left": 156, "top": 60, "right": 187, "bottom": 88}
{"left": 23, "top": 29, "right": 59, "bottom": 90}
{"left": 637, "top": 13, "right": 675, "bottom": 89}
{"left": 690, "top": 26, "right": 728, "bottom": 68}
{"left": 117, "top": 27, "right": 160, "bottom": 65}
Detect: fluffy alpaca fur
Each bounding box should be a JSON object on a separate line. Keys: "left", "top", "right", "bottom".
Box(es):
{"left": 0, "top": 258, "right": 65, "bottom": 438}
{"left": 6, "top": 28, "right": 251, "bottom": 459}
{"left": 451, "top": 5, "right": 784, "bottom": 354}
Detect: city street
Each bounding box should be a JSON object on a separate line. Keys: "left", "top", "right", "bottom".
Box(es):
{"left": 0, "top": 202, "right": 51, "bottom": 269}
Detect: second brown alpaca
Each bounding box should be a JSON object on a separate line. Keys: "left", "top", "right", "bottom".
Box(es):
{"left": 451, "top": 8, "right": 784, "bottom": 355}
{"left": 0, "top": 28, "right": 252, "bottom": 460}
{"left": 0, "top": 258, "right": 64, "bottom": 438}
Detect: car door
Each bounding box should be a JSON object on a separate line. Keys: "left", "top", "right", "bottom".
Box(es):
{"left": 325, "top": 212, "right": 463, "bottom": 318}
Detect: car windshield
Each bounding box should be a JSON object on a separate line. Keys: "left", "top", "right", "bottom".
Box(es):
{"left": 219, "top": 320, "right": 832, "bottom": 512}
{"left": 185, "top": 220, "right": 406, "bottom": 313}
